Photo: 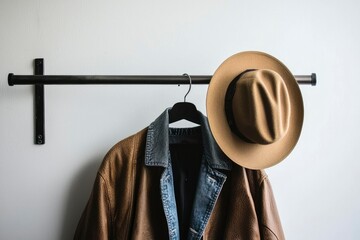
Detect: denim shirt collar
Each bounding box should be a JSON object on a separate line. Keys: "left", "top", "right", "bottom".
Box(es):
{"left": 144, "top": 108, "right": 232, "bottom": 171}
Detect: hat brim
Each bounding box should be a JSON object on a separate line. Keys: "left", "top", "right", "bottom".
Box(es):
{"left": 206, "top": 51, "right": 304, "bottom": 169}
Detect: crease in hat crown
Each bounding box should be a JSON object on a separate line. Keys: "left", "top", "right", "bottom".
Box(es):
{"left": 232, "top": 69, "right": 291, "bottom": 145}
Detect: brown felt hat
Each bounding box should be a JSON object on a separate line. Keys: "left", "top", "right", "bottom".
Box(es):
{"left": 206, "top": 51, "right": 304, "bottom": 169}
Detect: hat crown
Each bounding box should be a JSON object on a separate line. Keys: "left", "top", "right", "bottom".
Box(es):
{"left": 232, "top": 69, "right": 291, "bottom": 145}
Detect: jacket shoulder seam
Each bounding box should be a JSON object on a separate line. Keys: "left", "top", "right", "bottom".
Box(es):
{"left": 123, "top": 130, "right": 139, "bottom": 238}
{"left": 258, "top": 173, "right": 282, "bottom": 240}
{"left": 97, "top": 172, "right": 114, "bottom": 228}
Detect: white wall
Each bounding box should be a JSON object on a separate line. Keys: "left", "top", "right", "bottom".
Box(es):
{"left": 1, "top": 0, "right": 359, "bottom": 239}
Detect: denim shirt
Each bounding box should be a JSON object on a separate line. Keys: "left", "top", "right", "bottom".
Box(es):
{"left": 144, "top": 108, "right": 233, "bottom": 240}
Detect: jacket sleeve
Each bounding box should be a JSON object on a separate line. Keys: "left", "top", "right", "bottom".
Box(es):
{"left": 73, "top": 172, "right": 112, "bottom": 240}
{"left": 257, "top": 175, "right": 285, "bottom": 240}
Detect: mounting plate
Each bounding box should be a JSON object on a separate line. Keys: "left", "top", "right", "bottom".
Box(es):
{"left": 34, "top": 59, "right": 45, "bottom": 145}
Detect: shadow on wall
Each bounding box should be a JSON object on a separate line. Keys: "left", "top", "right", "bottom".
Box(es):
{"left": 59, "top": 157, "right": 102, "bottom": 240}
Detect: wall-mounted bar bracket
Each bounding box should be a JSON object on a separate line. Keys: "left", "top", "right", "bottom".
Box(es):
{"left": 34, "top": 59, "right": 45, "bottom": 145}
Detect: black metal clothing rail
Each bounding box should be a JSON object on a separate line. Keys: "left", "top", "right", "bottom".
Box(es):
{"left": 8, "top": 74, "right": 317, "bottom": 86}
{"left": 8, "top": 58, "right": 317, "bottom": 145}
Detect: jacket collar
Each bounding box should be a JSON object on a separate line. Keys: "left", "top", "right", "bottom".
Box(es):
{"left": 145, "top": 108, "right": 232, "bottom": 171}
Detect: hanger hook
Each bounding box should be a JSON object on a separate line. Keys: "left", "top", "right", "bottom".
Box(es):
{"left": 183, "top": 73, "right": 192, "bottom": 102}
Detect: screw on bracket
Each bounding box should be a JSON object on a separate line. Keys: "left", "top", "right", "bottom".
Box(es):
{"left": 37, "top": 135, "right": 43, "bottom": 144}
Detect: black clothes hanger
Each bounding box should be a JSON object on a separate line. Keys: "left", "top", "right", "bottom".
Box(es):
{"left": 169, "top": 73, "right": 201, "bottom": 125}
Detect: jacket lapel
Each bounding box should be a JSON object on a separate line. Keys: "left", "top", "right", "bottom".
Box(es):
{"left": 187, "top": 158, "right": 228, "bottom": 240}
{"left": 160, "top": 162, "right": 180, "bottom": 240}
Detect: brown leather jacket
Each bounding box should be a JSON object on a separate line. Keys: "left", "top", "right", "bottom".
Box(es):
{"left": 74, "top": 110, "right": 285, "bottom": 240}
